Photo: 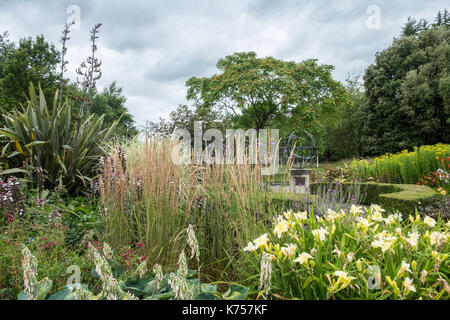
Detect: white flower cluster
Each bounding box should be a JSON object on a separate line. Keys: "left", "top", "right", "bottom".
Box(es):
{"left": 153, "top": 264, "right": 164, "bottom": 290}
{"left": 187, "top": 224, "right": 200, "bottom": 263}
{"left": 259, "top": 252, "right": 273, "bottom": 299}
{"left": 21, "top": 246, "right": 38, "bottom": 300}
{"left": 88, "top": 244, "right": 137, "bottom": 300}
{"left": 168, "top": 251, "right": 193, "bottom": 300}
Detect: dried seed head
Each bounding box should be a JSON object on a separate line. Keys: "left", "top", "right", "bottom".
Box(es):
{"left": 135, "top": 260, "right": 148, "bottom": 279}
{"left": 259, "top": 252, "right": 273, "bottom": 299}
{"left": 153, "top": 264, "right": 163, "bottom": 290}
{"left": 21, "top": 246, "right": 38, "bottom": 300}
{"left": 103, "top": 242, "right": 114, "bottom": 260}
{"left": 187, "top": 225, "right": 200, "bottom": 262}
{"left": 73, "top": 286, "right": 96, "bottom": 300}
{"left": 88, "top": 244, "right": 130, "bottom": 300}
{"left": 168, "top": 272, "right": 193, "bottom": 300}
{"left": 178, "top": 250, "right": 188, "bottom": 278}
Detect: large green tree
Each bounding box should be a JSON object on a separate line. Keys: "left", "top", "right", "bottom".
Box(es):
{"left": 91, "top": 82, "right": 138, "bottom": 138}
{"left": 63, "top": 82, "right": 138, "bottom": 138}
{"left": 361, "top": 22, "right": 450, "bottom": 156}
{"left": 186, "top": 52, "right": 349, "bottom": 148}
{"left": 0, "top": 35, "right": 60, "bottom": 112}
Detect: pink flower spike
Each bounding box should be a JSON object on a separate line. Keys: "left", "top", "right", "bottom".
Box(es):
{"left": 138, "top": 243, "right": 143, "bottom": 247}
{"left": 140, "top": 256, "right": 146, "bottom": 261}
{"left": 98, "top": 246, "right": 103, "bottom": 250}
{"left": 50, "top": 241, "right": 55, "bottom": 246}
{"left": 42, "top": 236, "right": 46, "bottom": 240}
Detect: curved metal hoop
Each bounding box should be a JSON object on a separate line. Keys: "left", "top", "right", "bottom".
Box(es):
{"left": 285, "top": 130, "right": 319, "bottom": 168}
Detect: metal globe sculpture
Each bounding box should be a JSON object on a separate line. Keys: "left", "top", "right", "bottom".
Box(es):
{"left": 285, "top": 130, "right": 319, "bottom": 168}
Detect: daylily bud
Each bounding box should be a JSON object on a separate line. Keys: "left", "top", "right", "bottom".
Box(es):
{"left": 356, "top": 259, "right": 362, "bottom": 272}
{"left": 411, "top": 260, "right": 417, "bottom": 272}
{"left": 330, "top": 224, "right": 336, "bottom": 235}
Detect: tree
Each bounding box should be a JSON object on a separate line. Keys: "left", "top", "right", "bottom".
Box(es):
{"left": 0, "top": 32, "right": 15, "bottom": 78}
{"left": 64, "top": 81, "right": 138, "bottom": 138}
{"left": 0, "top": 32, "right": 15, "bottom": 126}
{"left": 0, "top": 35, "right": 60, "bottom": 112}
{"left": 433, "top": 9, "right": 450, "bottom": 27}
{"left": 168, "top": 103, "right": 231, "bottom": 137}
{"left": 323, "top": 75, "right": 366, "bottom": 161}
{"left": 361, "top": 20, "right": 450, "bottom": 156}
{"left": 186, "top": 52, "right": 348, "bottom": 148}
{"left": 91, "top": 82, "right": 138, "bottom": 138}
{"left": 401, "top": 17, "right": 430, "bottom": 36}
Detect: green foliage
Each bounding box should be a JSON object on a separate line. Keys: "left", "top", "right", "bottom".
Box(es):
{"left": 15, "top": 241, "right": 250, "bottom": 300}
{"left": 64, "top": 82, "right": 138, "bottom": 139}
{"left": 62, "top": 199, "right": 101, "bottom": 248}
{"left": 242, "top": 205, "right": 449, "bottom": 300}
{"left": 353, "top": 144, "right": 450, "bottom": 184}
{"left": 0, "top": 220, "right": 95, "bottom": 299}
{"left": 90, "top": 82, "right": 138, "bottom": 138}
{"left": 168, "top": 103, "right": 232, "bottom": 138}
{"left": 401, "top": 9, "right": 450, "bottom": 36}
{"left": 361, "top": 23, "right": 450, "bottom": 156}
{"left": 0, "top": 35, "right": 60, "bottom": 113}
{"left": 323, "top": 76, "right": 365, "bottom": 161}
{"left": 0, "top": 84, "right": 118, "bottom": 194}
{"left": 186, "top": 52, "right": 349, "bottom": 149}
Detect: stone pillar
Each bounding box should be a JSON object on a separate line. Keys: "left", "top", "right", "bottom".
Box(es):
{"left": 289, "top": 168, "right": 313, "bottom": 194}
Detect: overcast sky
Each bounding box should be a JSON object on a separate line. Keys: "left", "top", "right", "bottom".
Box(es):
{"left": 0, "top": 0, "right": 447, "bottom": 129}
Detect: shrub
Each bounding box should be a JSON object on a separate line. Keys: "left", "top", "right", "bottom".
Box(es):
{"left": 0, "top": 218, "right": 95, "bottom": 299}
{"left": 352, "top": 144, "right": 450, "bottom": 184}
{"left": 241, "top": 205, "right": 449, "bottom": 300}
{"left": 0, "top": 84, "right": 118, "bottom": 194}
{"left": 318, "top": 166, "right": 355, "bottom": 183}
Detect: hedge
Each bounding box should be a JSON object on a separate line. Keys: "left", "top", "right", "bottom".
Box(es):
{"left": 310, "top": 182, "right": 437, "bottom": 215}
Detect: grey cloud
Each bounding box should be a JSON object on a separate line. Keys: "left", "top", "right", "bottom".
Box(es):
{"left": 0, "top": 0, "right": 447, "bottom": 127}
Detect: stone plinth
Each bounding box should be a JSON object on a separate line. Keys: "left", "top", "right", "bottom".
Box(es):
{"left": 289, "top": 168, "right": 313, "bottom": 194}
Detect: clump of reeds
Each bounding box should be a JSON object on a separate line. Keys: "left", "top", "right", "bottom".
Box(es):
{"left": 98, "top": 135, "right": 275, "bottom": 281}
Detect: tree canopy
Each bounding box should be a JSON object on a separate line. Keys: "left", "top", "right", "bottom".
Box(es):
{"left": 361, "top": 24, "right": 450, "bottom": 156}
{"left": 0, "top": 34, "right": 60, "bottom": 112}
{"left": 0, "top": 31, "right": 138, "bottom": 138}
{"left": 186, "top": 52, "right": 349, "bottom": 148}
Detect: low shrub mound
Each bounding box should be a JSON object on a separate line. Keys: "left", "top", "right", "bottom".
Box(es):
{"left": 311, "top": 182, "right": 437, "bottom": 215}
{"left": 242, "top": 205, "right": 449, "bottom": 300}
